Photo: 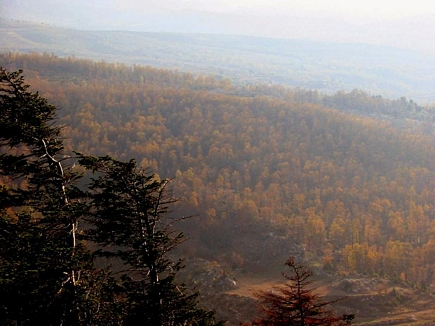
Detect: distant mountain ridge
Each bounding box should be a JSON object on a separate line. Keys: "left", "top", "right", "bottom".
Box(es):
{"left": 2, "top": 19, "right": 435, "bottom": 102}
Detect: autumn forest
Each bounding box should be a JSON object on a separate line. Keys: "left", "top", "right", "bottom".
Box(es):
{"left": 3, "top": 52, "right": 435, "bottom": 322}
{"left": 3, "top": 52, "right": 435, "bottom": 283}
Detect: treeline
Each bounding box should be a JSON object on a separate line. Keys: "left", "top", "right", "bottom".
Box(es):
{"left": 2, "top": 52, "right": 431, "bottom": 122}
{"left": 3, "top": 52, "right": 435, "bottom": 286}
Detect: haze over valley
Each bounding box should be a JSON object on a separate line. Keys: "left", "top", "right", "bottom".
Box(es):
{"left": 3, "top": 1, "right": 435, "bottom": 325}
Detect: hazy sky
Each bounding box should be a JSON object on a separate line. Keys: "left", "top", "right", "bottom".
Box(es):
{"left": 3, "top": 0, "right": 435, "bottom": 52}
{"left": 116, "top": 0, "right": 435, "bottom": 18}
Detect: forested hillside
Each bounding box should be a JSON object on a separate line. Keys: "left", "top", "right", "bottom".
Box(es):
{"left": 3, "top": 53, "right": 435, "bottom": 289}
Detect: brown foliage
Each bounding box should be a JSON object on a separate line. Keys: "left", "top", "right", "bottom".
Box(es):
{"left": 5, "top": 53, "right": 435, "bottom": 285}
{"left": 252, "top": 258, "right": 352, "bottom": 326}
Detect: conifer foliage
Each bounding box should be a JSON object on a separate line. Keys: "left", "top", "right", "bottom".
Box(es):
{"left": 0, "top": 67, "right": 222, "bottom": 325}
{"left": 0, "top": 68, "right": 98, "bottom": 324}
{"left": 79, "top": 155, "right": 223, "bottom": 325}
{"left": 252, "top": 257, "right": 353, "bottom": 326}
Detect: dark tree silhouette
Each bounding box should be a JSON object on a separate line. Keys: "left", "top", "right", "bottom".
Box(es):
{"left": 0, "top": 67, "right": 223, "bottom": 325}
{"left": 252, "top": 257, "right": 353, "bottom": 326}
{"left": 0, "top": 68, "right": 103, "bottom": 325}
{"left": 79, "top": 155, "right": 224, "bottom": 326}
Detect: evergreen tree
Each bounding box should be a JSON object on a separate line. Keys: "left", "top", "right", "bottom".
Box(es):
{"left": 0, "top": 67, "right": 222, "bottom": 325}
{"left": 0, "top": 68, "right": 103, "bottom": 325}
{"left": 252, "top": 257, "right": 353, "bottom": 326}
{"left": 79, "top": 155, "right": 223, "bottom": 326}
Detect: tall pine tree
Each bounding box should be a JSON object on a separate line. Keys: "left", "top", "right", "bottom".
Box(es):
{"left": 79, "top": 155, "right": 223, "bottom": 326}
{"left": 0, "top": 68, "right": 102, "bottom": 325}
{"left": 0, "top": 67, "right": 222, "bottom": 325}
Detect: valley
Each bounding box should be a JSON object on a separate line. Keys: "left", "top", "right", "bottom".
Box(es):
{"left": 3, "top": 27, "right": 435, "bottom": 324}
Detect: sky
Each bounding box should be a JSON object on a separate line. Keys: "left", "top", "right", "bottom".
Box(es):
{"left": 115, "top": 0, "right": 435, "bottom": 18}
{"left": 2, "top": 0, "right": 435, "bottom": 52}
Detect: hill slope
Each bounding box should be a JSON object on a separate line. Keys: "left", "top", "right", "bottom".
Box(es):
{"left": 3, "top": 53, "right": 435, "bottom": 324}
{"left": 2, "top": 19, "right": 435, "bottom": 101}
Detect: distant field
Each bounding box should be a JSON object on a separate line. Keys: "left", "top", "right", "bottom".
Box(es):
{"left": 2, "top": 19, "right": 435, "bottom": 102}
